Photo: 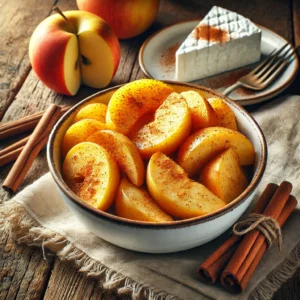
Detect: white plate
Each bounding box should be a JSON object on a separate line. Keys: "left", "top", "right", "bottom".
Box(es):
{"left": 139, "top": 20, "right": 299, "bottom": 106}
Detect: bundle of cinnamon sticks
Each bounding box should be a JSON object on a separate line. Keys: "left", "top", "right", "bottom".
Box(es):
{"left": 198, "top": 181, "right": 297, "bottom": 293}
{"left": 0, "top": 105, "right": 70, "bottom": 192}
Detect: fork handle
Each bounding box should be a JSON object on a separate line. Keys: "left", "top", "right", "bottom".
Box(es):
{"left": 223, "top": 82, "right": 242, "bottom": 96}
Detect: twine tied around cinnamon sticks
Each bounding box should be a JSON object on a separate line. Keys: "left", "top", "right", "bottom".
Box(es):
{"left": 233, "top": 213, "right": 282, "bottom": 250}
{"left": 198, "top": 181, "right": 297, "bottom": 294}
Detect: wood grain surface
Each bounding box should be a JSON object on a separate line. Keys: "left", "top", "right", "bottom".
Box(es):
{"left": 0, "top": 0, "right": 299, "bottom": 299}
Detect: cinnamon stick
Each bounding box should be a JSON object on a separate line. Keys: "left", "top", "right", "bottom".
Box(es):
{"left": 239, "top": 195, "right": 297, "bottom": 290}
{"left": 0, "top": 106, "right": 70, "bottom": 141}
{"left": 220, "top": 181, "right": 293, "bottom": 293}
{"left": 2, "top": 104, "right": 62, "bottom": 192}
{"left": 198, "top": 183, "right": 279, "bottom": 284}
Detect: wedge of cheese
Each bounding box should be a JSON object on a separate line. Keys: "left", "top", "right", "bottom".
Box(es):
{"left": 175, "top": 6, "right": 261, "bottom": 81}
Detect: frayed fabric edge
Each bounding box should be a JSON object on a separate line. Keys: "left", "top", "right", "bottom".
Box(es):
{"left": 249, "top": 239, "right": 300, "bottom": 300}
{"left": 0, "top": 200, "right": 179, "bottom": 300}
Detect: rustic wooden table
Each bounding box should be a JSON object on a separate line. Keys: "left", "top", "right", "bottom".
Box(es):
{"left": 1, "top": 0, "right": 300, "bottom": 299}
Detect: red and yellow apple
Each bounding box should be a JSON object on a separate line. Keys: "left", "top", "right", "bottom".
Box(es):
{"left": 29, "top": 10, "right": 120, "bottom": 95}
{"left": 77, "top": 0, "right": 160, "bottom": 39}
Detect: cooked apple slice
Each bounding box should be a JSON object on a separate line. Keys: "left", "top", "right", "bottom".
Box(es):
{"left": 73, "top": 103, "right": 107, "bottom": 123}
{"left": 177, "top": 127, "right": 255, "bottom": 176}
{"left": 199, "top": 148, "right": 248, "bottom": 203}
{"left": 87, "top": 130, "right": 145, "bottom": 186}
{"left": 115, "top": 177, "right": 173, "bottom": 222}
{"left": 106, "top": 79, "right": 174, "bottom": 134}
{"left": 62, "top": 142, "right": 120, "bottom": 211}
{"left": 208, "top": 97, "right": 237, "bottom": 130}
{"left": 181, "top": 91, "right": 219, "bottom": 130}
{"left": 132, "top": 93, "right": 192, "bottom": 158}
{"left": 62, "top": 119, "right": 107, "bottom": 157}
{"left": 147, "top": 152, "right": 226, "bottom": 219}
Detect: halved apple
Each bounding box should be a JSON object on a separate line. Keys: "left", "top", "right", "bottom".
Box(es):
{"left": 177, "top": 127, "right": 255, "bottom": 176}
{"left": 181, "top": 91, "right": 219, "bottom": 130}
{"left": 132, "top": 93, "right": 192, "bottom": 158}
{"left": 147, "top": 152, "right": 226, "bottom": 219}
{"left": 115, "top": 177, "right": 173, "bottom": 222}
{"left": 62, "top": 119, "right": 107, "bottom": 157}
{"left": 87, "top": 130, "right": 145, "bottom": 186}
{"left": 73, "top": 103, "right": 107, "bottom": 123}
{"left": 62, "top": 142, "right": 120, "bottom": 211}
{"left": 199, "top": 148, "right": 248, "bottom": 203}
{"left": 208, "top": 98, "right": 237, "bottom": 131}
{"left": 106, "top": 79, "right": 174, "bottom": 134}
{"left": 29, "top": 10, "right": 120, "bottom": 95}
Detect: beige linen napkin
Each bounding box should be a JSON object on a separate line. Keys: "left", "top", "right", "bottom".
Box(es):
{"left": 1, "top": 95, "right": 300, "bottom": 300}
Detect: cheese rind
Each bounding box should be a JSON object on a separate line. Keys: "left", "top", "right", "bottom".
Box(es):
{"left": 175, "top": 6, "right": 261, "bottom": 81}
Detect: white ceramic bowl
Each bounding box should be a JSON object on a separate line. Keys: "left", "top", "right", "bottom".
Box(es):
{"left": 47, "top": 82, "right": 267, "bottom": 253}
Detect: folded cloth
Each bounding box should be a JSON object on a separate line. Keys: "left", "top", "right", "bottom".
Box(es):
{"left": 1, "top": 95, "right": 300, "bottom": 300}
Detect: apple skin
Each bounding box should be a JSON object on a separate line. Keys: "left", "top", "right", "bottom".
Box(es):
{"left": 77, "top": 0, "right": 160, "bottom": 39}
{"left": 29, "top": 10, "right": 120, "bottom": 95}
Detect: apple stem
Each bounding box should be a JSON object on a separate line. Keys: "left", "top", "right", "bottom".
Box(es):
{"left": 52, "top": 6, "right": 76, "bottom": 33}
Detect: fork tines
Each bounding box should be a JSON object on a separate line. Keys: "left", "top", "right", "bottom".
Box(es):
{"left": 249, "top": 43, "right": 295, "bottom": 87}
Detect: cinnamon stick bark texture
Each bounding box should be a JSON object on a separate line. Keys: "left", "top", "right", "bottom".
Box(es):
{"left": 220, "top": 181, "right": 293, "bottom": 293}
{"left": 239, "top": 195, "right": 297, "bottom": 291}
{"left": 2, "top": 104, "right": 62, "bottom": 192}
{"left": 0, "top": 136, "right": 29, "bottom": 167}
{"left": 198, "top": 183, "right": 278, "bottom": 284}
{"left": 0, "top": 106, "right": 70, "bottom": 141}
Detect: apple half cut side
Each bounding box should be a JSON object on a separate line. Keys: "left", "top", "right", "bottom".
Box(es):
{"left": 29, "top": 10, "right": 120, "bottom": 95}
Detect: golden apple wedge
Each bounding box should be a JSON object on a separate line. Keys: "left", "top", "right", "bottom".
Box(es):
{"left": 106, "top": 79, "right": 174, "bottom": 134}
{"left": 181, "top": 91, "right": 219, "bottom": 130}
{"left": 87, "top": 130, "right": 145, "bottom": 186}
{"left": 62, "top": 119, "right": 107, "bottom": 157}
{"left": 62, "top": 142, "right": 120, "bottom": 211}
{"left": 177, "top": 127, "right": 255, "bottom": 176}
{"left": 208, "top": 98, "right": 237, "bottom": 131}
{"left": 132, "top": 92, "right": 192, "bottom": 158}
{"left": 73, "top": 103, "right": 107, "bottom": 123}
{"left": 199, "top": 148, "right": 248, "bottom": 203}
{"left": 147, "top": 152, "right": 226, "bottom": 219}
{"left": 29, "top": 10, "right": 120, "bottom": 95}
{"left": 115, "top": 177, "right": 173, "bottom": 222}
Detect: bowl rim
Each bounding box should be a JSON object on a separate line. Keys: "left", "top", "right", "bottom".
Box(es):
{"left": 47, "top": 81, "right": 267, "bottom": 229}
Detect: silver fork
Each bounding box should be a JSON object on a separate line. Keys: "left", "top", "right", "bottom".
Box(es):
{"left": 223, "top": 44, "right": 295, "bottom": 97}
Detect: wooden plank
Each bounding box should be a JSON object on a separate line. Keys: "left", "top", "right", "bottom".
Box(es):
{"left": 44, "top": 258, "right": 119, "bottom": 300}
{"left": 0, "top": 0, "right": 59, "bottom": 120}
{"left": 0, "top": 233, "right": 54, "bottom": 300}
{"left": 293, "top": 0, "right": 300, "bottom": 56}
{"left": 0, "top": 1, "right": 299, "bottom": 300}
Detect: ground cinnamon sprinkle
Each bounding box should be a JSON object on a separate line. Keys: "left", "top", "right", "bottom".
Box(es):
{"left": 193, "top": 24, "right": 229, "bottom": 44}
{"left": 160, "top": 42, "right": 180, "bottom": 69}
